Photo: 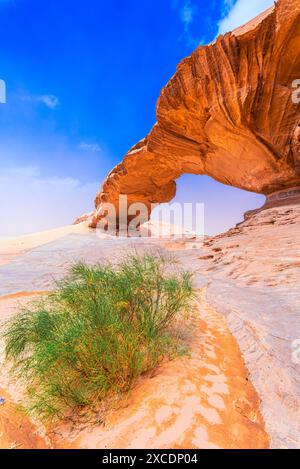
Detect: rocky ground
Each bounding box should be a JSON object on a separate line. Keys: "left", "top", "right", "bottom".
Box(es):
{"left": 0, "top": 201, "right": 299, "bottom": 449}
{"left": 176, "top": 202, "right": 300, "bottom": 448}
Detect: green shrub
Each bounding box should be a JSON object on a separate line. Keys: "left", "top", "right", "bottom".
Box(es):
{"left": 3, "top": 253, "right": 194, "bottom": 420}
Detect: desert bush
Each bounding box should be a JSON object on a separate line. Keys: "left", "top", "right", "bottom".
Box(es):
{"left": 3, "top": 253, "right": 194, "bottom": 420}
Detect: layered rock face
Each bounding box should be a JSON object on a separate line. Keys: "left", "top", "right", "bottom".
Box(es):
{"left": 89, "top": 0, "right": 300, "bottom": 228}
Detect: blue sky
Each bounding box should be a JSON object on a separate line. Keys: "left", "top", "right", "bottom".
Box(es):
{"left": 0, "top": 0, "right": 273, "bottom": 236}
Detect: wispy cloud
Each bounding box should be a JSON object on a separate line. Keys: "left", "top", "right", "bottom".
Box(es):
{"left": 173, "top": 0, "right": 203, "bottom": 49}
{"left": 223, "top": 0, "right": 235, "bottom": 9}
{"left": 21, "top": 94, "right": 59, "bottom": 109}
{"left": 0, "top": 166, "right": 98, "bottom": 236}
{"left": 180, "top": 0, "right": 197, "bottom": 32}
{"left": 37, "top": 94, "right": 59, "bottom": 109}
{"left": 79, "top": 142, "right": 102, "bottom": 153}
{"left": 218, "top": 0, "right": 274, "bottom": 35}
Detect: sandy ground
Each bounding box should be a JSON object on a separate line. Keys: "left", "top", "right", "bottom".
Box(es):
{"left": 0, "top": 221, "right": 198, "bottom": 267}
{"left": 0, "top": 223, "right": 92, "bottom": 266}
{"left": 0, "top": 226, "right": 269, "bottom": 449}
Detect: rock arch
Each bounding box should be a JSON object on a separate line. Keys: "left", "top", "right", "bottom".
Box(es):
{"left": 88, "top": 0, "right": 300, "bottom": 228}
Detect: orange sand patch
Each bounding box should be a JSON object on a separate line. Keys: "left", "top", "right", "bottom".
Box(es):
{"left": 0, "top": 291, "right": 49, "bottom": 302}
{"left": 0, "top": 389, "right": 50, "bottom": 449}
{"left": 0, "top": 292, "right": 49, "bottom": 321}
{"left": 0, "top": 292, "right": 52, "bottom": 449}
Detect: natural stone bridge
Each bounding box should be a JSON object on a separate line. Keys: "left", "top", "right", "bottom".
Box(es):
{"left": 85, "top": 0, "right": 300, "bottom": 228}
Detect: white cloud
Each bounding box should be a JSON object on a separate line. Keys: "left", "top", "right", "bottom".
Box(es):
{"left": 21, "top": 94, "right": 59, "bottom": 109}
{"left": 0, "top": 166, "right": 98, "bottom": 236}
{"left": 79, "top": 142, "right": 102, "bottom": 153}
{"left": 180, "top": 1, "right": 197, "bottom": 31}
{"left": 37, "top": 94, "right": 59, "bottom": 109}
{"left": 218, "top": 0, "right": 274, "bottom": 35}
{"left": 173, "top": 0, "right": 202, "bottom": 48}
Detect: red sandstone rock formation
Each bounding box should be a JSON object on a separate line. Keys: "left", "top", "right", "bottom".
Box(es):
{"left": 88, "top": 0, "right": 300, "bottom": 228}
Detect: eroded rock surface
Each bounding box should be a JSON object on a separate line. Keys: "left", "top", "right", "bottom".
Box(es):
{"left": 89, "top": 0, "right": 300, "bottom": 227}
{"left": 170, "top": 201, "right": 300, "bottom": 448}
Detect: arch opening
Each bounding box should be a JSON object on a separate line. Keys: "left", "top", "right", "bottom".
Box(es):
{"left": 151, "top": 175, "right": 265, "bottom": 237}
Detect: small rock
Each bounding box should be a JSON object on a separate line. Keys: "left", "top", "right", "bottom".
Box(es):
{"left": 0, "top": 397, "right": 6, "bottom": 405}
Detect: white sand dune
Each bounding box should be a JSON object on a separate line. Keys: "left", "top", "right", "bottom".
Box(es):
{"left": 0, "top": 223, "right": 91, "bottom": 265}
